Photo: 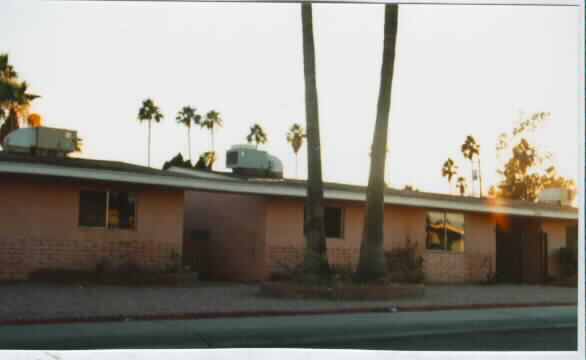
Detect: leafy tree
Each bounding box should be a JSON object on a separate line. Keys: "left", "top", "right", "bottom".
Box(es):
{"left": 200, "top": 110, "right": 222, "bottom": 153}
{"left": 162, "top": 153, "right": 192, "bottom": 170}
{"left": 300, "top": 3, "right": 330, "bottom": 281}
{"left": 456, "top": 177, "right": 467, "bottom": 196}
{"left": 194, "top": 151, "right": 216, "bottom": 171}
{"left": 461, "top": 135, "right": 481, "bottom": 196}
{"left": 491, "top": 112, "right": 575, "bottom": 203}
{"left": 441, "top": 158, "right": 458, "bottom": 194}
{"left": 0, "top": 54, "right": 39, "bottom": 143}
{"left": 176, "top": 106, "right": 201, "bottom": 162}
{"left": 355, "top": 4, "right": 399, "bottom": 282}
{"left": 403, "top": 184, "right": 419, "bottom": 192}
{"left": 287, "top": 123, "right": 306, "bottom": 178}
{"left": 138, "top": 98, "right": 163, "bottom": 167}
{"left": 246, "top": 123, "right": 268, "bottom": 149}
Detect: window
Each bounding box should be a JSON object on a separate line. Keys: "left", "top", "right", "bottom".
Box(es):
{"left": 79, "top": 191, "right": 136, "bottom": 229}
{"left": 302, "top": 206, "right": 344, "bottom": 239}
{"left": 426, "top": 211, "right": 465, "bottom": 252}
{"left": 324, "top": 207, "right": 343, "bottom": 238}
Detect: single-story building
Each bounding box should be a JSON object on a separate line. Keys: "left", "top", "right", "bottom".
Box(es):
{"left": 0, "top": 147, "right": 579, "bottom": 284}
{"left": 171, "top": 167, "right": 578, "bottom": 284}
{"left": 0, "top": 151, "right": 206, "bottom": 280}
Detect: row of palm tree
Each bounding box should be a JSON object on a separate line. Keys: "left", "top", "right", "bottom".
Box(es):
{"left": 441, "top": 135, "right": 482, "bottom": 196}
{"left": 137, "top": 99, "right": 222, "bottom": 167}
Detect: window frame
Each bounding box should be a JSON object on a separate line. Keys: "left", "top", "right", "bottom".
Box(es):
{"left": 425, "top": 210, "right": 465, "bottom": 253}
{"left": 78, "top": 189, "right": 138, "bottom": 231}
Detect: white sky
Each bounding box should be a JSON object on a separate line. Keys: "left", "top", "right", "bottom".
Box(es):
{"left": 0, "top": 0, "right": 580, "bottom": 194}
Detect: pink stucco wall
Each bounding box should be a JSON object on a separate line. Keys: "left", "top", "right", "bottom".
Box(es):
{"left": 183, "top": 191, "right": 266, "bottom": 281}
{"left": 0, "top": 176, "right": 184, "bottom": 280}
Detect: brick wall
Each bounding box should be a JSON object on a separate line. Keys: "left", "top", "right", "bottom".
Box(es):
{"left": 0, "top": 179, "right": 184, "bottom": 280}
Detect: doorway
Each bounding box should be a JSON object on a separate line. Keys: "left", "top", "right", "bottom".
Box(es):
{"left": 495, "top": 217, "right": 548, "bottom": 283}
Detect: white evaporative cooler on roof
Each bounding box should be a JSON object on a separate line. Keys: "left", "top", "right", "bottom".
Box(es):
{"left": 226, "top": 144, "right": 283, "bottom": 178}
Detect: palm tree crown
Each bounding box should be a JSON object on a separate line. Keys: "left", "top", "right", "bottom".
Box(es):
{"left": 441, "top": 158, "right": 458, "bottom": 192}
{"left": 461, "top": 135, "right": 480, "bottom": 161}
{"left": 138, "top": 99, "right": 163, "bottom": 124}
{"left": 201, "top": 110, "right": 222, "bottom": 153}
{"left": 287, "top": 123, "right": 306, "bottom": 154}
{"left": 137, "top": 98, "right": 163, "bottom": 167}
{"left": 246, "top": 123, "right": 268, "bottom": 148}
{"left": 176, "top": 106, "right": 201, "bottom": 161}
{"left": 287, "top": 123, "right": 306, "bottom": 178}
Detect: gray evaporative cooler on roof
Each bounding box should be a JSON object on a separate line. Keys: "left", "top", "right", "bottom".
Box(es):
{"left": 226, "top": 144, "right": 283, "bottom": 178}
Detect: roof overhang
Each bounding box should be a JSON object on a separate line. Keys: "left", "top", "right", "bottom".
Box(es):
{"left": 0, "top": 161, "right": 578, "bottom": 220}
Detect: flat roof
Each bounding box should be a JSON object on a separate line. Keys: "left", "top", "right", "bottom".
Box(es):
{"left": 0, "top": 152, "right": 578, "bottom": 220}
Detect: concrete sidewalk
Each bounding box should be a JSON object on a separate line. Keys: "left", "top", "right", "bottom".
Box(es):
{"left": 0, "top": 306, "right": 577, "bottom": 349}
{"left": 0, "top": 282, "right": 577, "bottom": 323}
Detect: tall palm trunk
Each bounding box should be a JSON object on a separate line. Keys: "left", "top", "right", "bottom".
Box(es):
{"left": 211, "top": 127, "right": 215, "bottom": 154}
{"left": 478, "top": 157, "right": 483, "bottom": 197}
{"left": 355, "top": 4, "right": 399, "bottom": 282}
{"left": 148, "top": 120, "right": 152, "bottom": 167}
{"left": 188, "top": 126, "right": 192, "bottom": 162}
{"left": 301, "top": 3, "right": 330, "bottom": 280}
{"left": 295, "top": 153, "right": 299, "bottom": 178}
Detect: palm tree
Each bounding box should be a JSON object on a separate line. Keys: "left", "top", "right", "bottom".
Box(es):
{"left": 201, "top": 110, "right": 222, "bottom": 154}
{"left": 456, "top": 177, "right": 467, "bottom": 196}
{"left": 441, "top": 158, "right": 458, "bottom": 194}
{"left": 287, "top": 123, "right": 306, "bottom": 178}
{"left": 137, "top": 98, "right": 163, "bottom": 167}
{"left": 0, "top": 54, "right": 18, "bottom": 81}
{"left": 246, "top": 123, "right": 268, "bottom": 149}
{"left": 0, "top": 54, "right": 39, "bottom": 143}
{"left": 461, "top": 135, "right": 481, "bottom": 196}
{"left": 301, "top": 2, "right": 330, "bottom": 281}
{"left": 176, "top": 106, "right": 201, "bottom": 162}
{"left": 355, "top": 4, "right": 399, "bottom": 282}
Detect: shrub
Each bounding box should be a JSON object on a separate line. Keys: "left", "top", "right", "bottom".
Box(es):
{"left": 384, "top": 239, "right": 424, "bottom": 283}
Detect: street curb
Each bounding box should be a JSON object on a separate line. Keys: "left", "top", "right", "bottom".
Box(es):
{"left": 0, "top": 302, "right": 576, "bottom": 326}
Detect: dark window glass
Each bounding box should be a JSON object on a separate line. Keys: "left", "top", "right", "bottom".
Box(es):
{"left": 79, "top": 191, "right": 107, "bottom": 227}
{"left": 426, "top": 212, "right": 465, "bottom": 252}
{"left": 324, "top": 207, "right": 343, "bottom": 238}
{"left": 108, "top": 192, "right": 136, "bottom": 229}
{"left": 445, "top": 213, "right": 465, "bottom": 252}
{"left": 302, "top": 206, "right": 344, "bottom": 239}
{"left": 426, "top": 212, "right": 446, "bottom": 250}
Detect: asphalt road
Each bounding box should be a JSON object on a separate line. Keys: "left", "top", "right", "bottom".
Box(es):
{"left": 312, "top": 327, "right": 577, "bottom": 351}
{"left": 0, "top": 306, "right": 577, "bottom": 351}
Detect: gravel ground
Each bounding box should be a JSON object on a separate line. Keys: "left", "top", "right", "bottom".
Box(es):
{"left": 0, "top": 281, "right": 577, "bottom": 322}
